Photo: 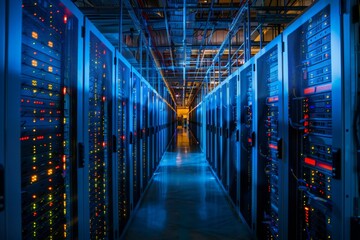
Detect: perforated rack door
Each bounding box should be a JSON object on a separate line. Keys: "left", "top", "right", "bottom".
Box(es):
{"left": 255, "top": 36, "right": 283, "bottom": 240}
{"left": 115, "top": 53, "right": 131, "bottom": 234}
{"left": 83, "top": 18, "right": 114, "bottom": 240}
{"left": 238, "top": 59, "right": 255, "bottom": 229}
{"left": 20, "top": 0, "right": 82, "bottom": 239}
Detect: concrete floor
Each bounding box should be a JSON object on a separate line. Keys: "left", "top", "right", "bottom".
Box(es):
{"left": 123, "top": 128, "right": 253, "bottom": 240}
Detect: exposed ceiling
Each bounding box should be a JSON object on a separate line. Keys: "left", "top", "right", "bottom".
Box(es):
{"left": 73, "top": 0, "right": 314, "bottom": 107}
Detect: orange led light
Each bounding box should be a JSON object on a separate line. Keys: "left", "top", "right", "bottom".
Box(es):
{"left": 31, "top": 60, "right": 38, "bottom": 67}
{"left": 48, "top": 41, "right": 53, "bottom": 48}
{"left": 31, "top": 31, "right": 38, "bottom": 39}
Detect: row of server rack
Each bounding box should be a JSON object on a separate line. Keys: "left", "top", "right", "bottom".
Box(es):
{"left": 189, "top": 1, "right": 360, "bottom": 239}
{"left": 0, "top": 0, "right": 177, "bottom": 239}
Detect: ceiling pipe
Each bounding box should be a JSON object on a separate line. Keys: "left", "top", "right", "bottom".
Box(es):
{"left": 195, "top": 0, "right": 214, "bottom": 70}
{"left": 123, "top": 0, "right": 177, "bottom": 105}
{"left": 161, "top": 0, "right": 175, "bottom": 73}
{"left": 188, "top": 1, "right": 251, "bottom": 107}
{"left": 182, "top": 0, "right": 187, "bottom": 106}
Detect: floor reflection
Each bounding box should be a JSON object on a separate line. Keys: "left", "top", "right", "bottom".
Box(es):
{"left": 123, "top": 128, "right": 253, "bottom": 240}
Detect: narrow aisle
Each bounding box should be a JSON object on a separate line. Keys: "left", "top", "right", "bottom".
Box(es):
{"left": 123, "top": 128, "right": 253, "bottom": 240}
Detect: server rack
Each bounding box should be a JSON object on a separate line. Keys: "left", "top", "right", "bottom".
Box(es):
{"left": 221, "top": 83, "right": 229, "bottom": 189}
{"left": 206, "top": 97, "right": 210, "bottom": 162}
{"left": 20, "top": 0, "right": 83, "bottom": 239}
{"left": 228, "top": 72, "right": 239, "bottom": 207}
{"left": 83, "top": 18, "right": 114, "bottom": 239}
{"left": 141, "top": 81, "right": 149, "bottom": 190}
{"left": 114, "top": 52, "right": 131, "bottom": 236}
{"left": 149, "top": 91, "right": 155, "bottom": 176}
{"left": 131, "top": 68, "right": 141, "bottom": 208}
{"left": 254, "top": 35, "right": 284, "bottom": 239}
{"left": 215, "top": 90, "right": 221, "bottom": 177}
{"left": 283, "top": 1, "right": 344, "bottom": 239}
{"left": 238, "top": 58, "right": 255, "bottom": 229}
{"left": 211, "top": 93, "right": 216, "bottom": 170}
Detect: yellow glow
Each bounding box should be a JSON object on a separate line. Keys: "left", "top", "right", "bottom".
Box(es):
{"left": 48, "top": 41, "right": 53, "bottom": 48}
{"left": 48, "top": 169, "right": 53, "bottom": 175}
{"left": 31, "top": 175, "right": 37, "bottom": 183}
{"left": 31, "top": 31, "right": 38, "bottom": 39}
{"left": 48, "top": 66, "right": 53, "bottom": 72}
{"left": 31, "top": 60, "right": 38, "bottom": 67}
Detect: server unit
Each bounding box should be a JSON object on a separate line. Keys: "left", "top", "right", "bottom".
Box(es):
{"left": 255, "top": 36, "right": 284, "bottom": 239}
{"left": 131, "top": 68, "right": 141, "bottom": 208}
{"left": 83, "top": 17, "right": 115, "bottom": 239}
{"left": 284, "top": 1, "right": 343, "bottom": 239}
{"left": 114, "top": 53, "right": 131, "bottom": 235}
{"left": 221, "top": 83, "right": 229, "bottom": 189}
{"left": 141, "top": 82, "right": 149, "bottom": 189}
{"left": 239, "top": 59, "right": 255, "bottom": 229}
{"left": 228, "top": 73, "right": 239, "bottom": 206}
{"left": 20, "top": 0, "right": 83, "bottom": 238}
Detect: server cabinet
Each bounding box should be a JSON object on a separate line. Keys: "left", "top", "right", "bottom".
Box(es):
{"left": 149, "top": 92, "right": 155, "bottom": 176}
{"left": 221, "top": 83, "right": 229, "bottom": 189}
{"left": 83, "top": 18, "right": 114, "bottom": 239}
{"left": 131, "top": 68, "right": 141, "bottom": 207}
{"left": 210, "top": 94, "right": 216, "bottom": 170}
{"left": 228, "top": 72, "right": 239, "bottom": 206}
{"left": 1, "top": 1, "right": 22, "bottom": 239}
{"left": 215, "top": 90, "right": 221, "bottom": 177}
{"left": 283, "top": 1, "right": 343, "bottom": 239}
{"left": 114, "top": 53, "right": 131, "bottom": 235}
{"left": 141, "top": 82, "right": 149, "bottom": 189}
{"left": 206, "top": 98, "right": 210, "bottom": 161}
{"left": 255, "top": 36, "right": 284, "bottom": 239}
{"left": 238, "top": 59, "right": 255, "bottom": 228}
{"left": 20, "top": 0, "right": 83, "bottom": 239}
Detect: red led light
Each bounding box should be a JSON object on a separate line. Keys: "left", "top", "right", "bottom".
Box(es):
{"left": 49, "top": 102, "right": 55, "bottom": 106}
{"left": 269, "top": 144, "right": 278, "bottom": 150}
{"left": 316, "top": 83, "right": 332, "bottom": 93}
{"left": 63, "top": 15, "right": 67, "bottom": 24}
{"left": 267, "top": 96, "right": 279, "bottom": 103}
{"left": 304, "top": 87, "right": 315, "bottom": 95}
{"left": 20, "top": 136, "right": 30, "bottom": 141}
{"left": 36, "top": 136, "right": 44, "bottom": 140}
{"left": 102, "top": 142, "right": 106, "bottom": 147}
{"left": 63, "top": 87, "right": 67, "bottom": 95}
{"left": 102, "top": 96, "right": 106, "bottom": 102}
{"left": 304, "top": 157, "right": 316, "bottom": 166}
{"left": 248, "top": 138, "right": 252, "bottom": 143}
{"left": 317, "top": 162, "right": 332, "bottom": 171}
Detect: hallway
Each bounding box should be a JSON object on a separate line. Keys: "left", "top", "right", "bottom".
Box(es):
{"left": 123, "top": 128, "right": 253, "bottom": 240}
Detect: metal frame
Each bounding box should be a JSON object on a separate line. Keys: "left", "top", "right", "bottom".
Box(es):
{"left": 342, "top": 1, "right": 359, "bottom": 239}
{"left": 1, "top": 1, "right": 22, "bottom": 239}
